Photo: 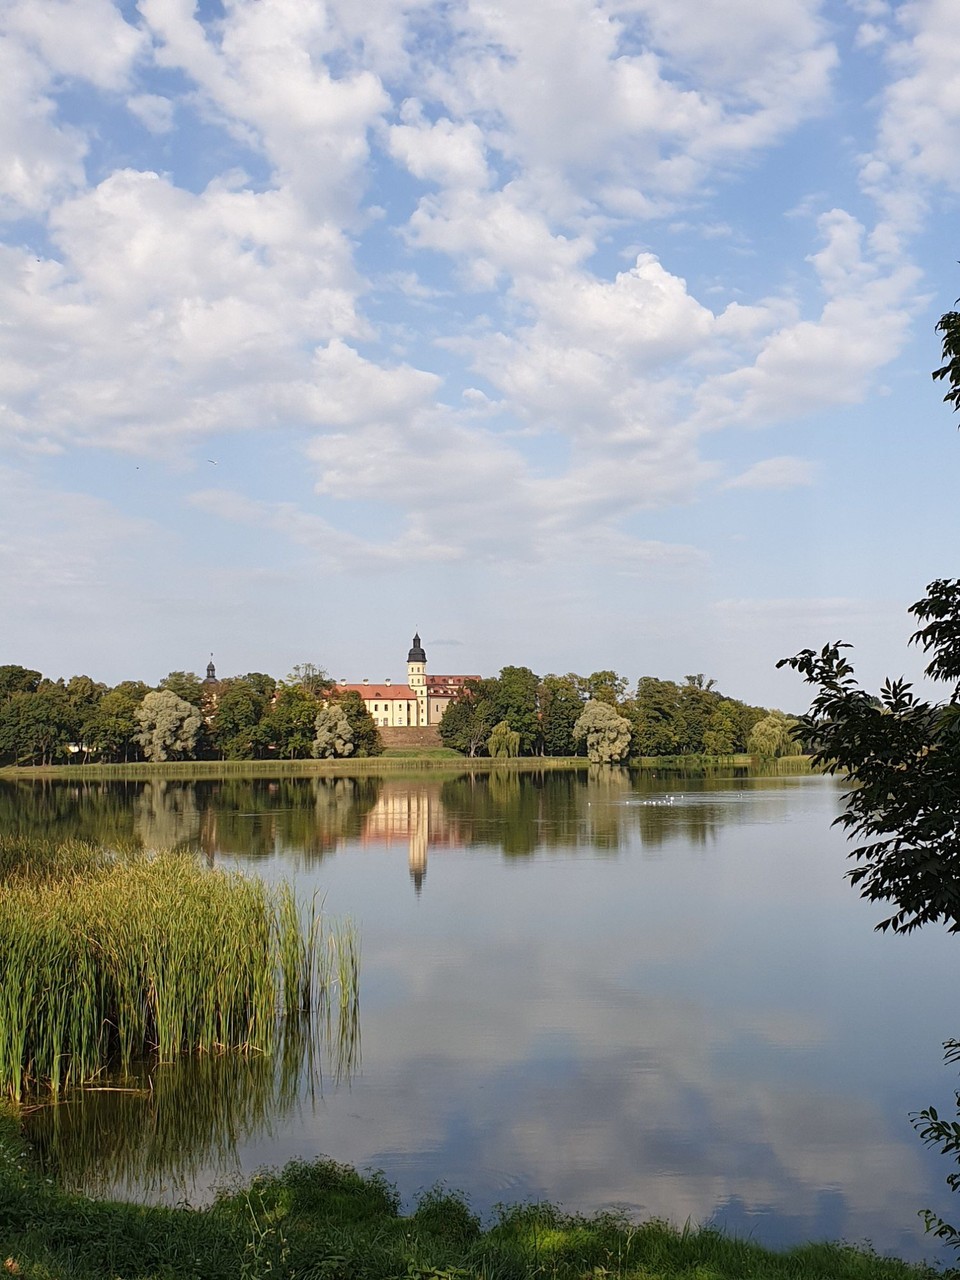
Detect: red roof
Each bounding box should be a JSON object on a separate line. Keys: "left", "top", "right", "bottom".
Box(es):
{"left": 336, "top": 684, "right": 415, "bottom": 700}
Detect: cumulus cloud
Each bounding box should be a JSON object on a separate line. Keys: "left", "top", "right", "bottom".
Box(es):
{"left": 0, "top": 0, "right": 951, "bottom": 683}
{"left": 140, "top": 0, "right": 388, "bottom": 219}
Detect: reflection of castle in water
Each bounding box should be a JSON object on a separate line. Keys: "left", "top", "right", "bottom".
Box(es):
{"left": 359, "top": 783, "right": 464, "bottom": 894}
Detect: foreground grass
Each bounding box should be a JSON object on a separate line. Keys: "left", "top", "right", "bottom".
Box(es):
{"left": 0, "top": 1112, "right": 940, "bottom": 1280}
{"left": 0, "top": 838, "right": 359, "bottom": 1099}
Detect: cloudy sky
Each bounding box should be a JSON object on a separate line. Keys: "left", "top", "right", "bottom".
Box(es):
{"left": 2, "top": 0, "right": 958, "bottom": 707}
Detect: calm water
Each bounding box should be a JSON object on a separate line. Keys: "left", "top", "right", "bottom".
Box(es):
{"left": 5, "top": 767, "right": 960, "bottom": 1263}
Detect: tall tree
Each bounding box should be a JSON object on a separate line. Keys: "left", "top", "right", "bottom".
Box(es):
{"left": 439, "top": 680, "right": 498, "bottom": 756}
{"left": 493, "top": 666, "right": 540, "bottom": 755}
{"left": 85, "top": 682, "right": 150, "bottom": 762}
{"left": 539, "top": 675, "right": 584, "bottom": 757}
{"left": 747, "top": 710, "right": 798, "bottom": 759}
{"left": 573, "top": 700, "right": 632, "bottom": 764}
{"left": 159, "top": 671, "right": 205, "bottom": 708}
{"left": 259, "top": 684, "right": 319, "bottom": 758}
{"left": 135, "top": 690, "right": 202, "bottom": 762}
{"left": 335, "top": 690, "right": 383, "bottom": 757}
{"left": 574, "top": 670, "right": 629, "bottom": 706}
{"left": 0, "top": 687, "right": 75, "bottom": 766}
{"left": 210, "top": 679, "right": 269, "bottom": 760}
{"left": 488, "top": 720, "right": 520, "bottom": 757}
{"left": 287, "top": 663, "right": 331, "bottom": 695}
{"left": 624, "top": 677, "right": 682, "bottom": 756}
{"left": 313, "top": 702, "right": 355, "bottom": 758}
{"left": 0, "top": 666, "right": 42, "bottom": 702}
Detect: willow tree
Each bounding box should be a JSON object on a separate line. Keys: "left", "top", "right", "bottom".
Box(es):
{"left": 573, "top": 700, "right": 632, "bottom": 764}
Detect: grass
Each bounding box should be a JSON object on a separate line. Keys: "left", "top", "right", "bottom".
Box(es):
{"left": 0, "top": 838, "right": 359, "bottom": 1100}
{"left": 0, "top": 1110, "right": 943, "bottom": 1280}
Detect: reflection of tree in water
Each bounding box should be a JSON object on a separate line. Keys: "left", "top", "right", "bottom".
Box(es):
{"left": 191, "top": 775, "right": 382, "bottom": 862}
{"left": 134, "top": 780, "right": 201, "bottom": 851}
{"left": 440, "top": 771, "right": 588, "bottom": 857}
{"left": 144, "top": 773, "right": 386, "bottom": 865}
{"left": 0, "top": 779, "right": 140, "bottom": 848}
{"left": 25, "top": 1003, "right": 360, "bottom": 1201}
{"left": 437, "top": 768, "right": 750, "bottom": 857}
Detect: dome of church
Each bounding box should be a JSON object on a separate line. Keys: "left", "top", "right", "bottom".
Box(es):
{"left": 407, "top": 632, "right": 426, "bottom": 663}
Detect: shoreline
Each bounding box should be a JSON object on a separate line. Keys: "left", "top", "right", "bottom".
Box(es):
{"left": 0, "top": 1110, "right": 940, "bottom": 1280}
{"left": 0, "top": 752, "right": 810, "bottom": 781}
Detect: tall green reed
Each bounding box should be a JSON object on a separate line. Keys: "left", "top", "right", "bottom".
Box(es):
{"left": 0, "top": 843, "right": 359, "bottom": 1099}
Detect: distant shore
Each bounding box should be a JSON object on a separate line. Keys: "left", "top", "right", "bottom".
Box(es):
{"left": 0, "top": 752, "right": 811, "bottom": 781}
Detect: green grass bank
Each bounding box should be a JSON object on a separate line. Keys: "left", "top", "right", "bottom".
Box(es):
{"left": 0, "top": 753, "right": 810, "bottom": 782}
{"left": 0, "top": 1110, "right": 942, "bottom": 1280}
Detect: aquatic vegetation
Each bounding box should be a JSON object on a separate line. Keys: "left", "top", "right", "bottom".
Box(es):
{"left": 0, "top": 842, "right": 359, "bottom": 1099}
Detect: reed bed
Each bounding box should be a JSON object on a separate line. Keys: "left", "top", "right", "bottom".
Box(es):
{"left": 0, "top": 755, "right": 593, "bottom": 781}
{"left": 0, "top": 843, "right": 359, "bottom": 1100}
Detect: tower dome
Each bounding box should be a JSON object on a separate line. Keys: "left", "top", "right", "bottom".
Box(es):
{"left": 407, "top": 632, "right": 426, "bottom": 663}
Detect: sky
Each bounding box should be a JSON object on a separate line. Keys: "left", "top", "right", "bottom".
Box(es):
{"left": 1, "top": 0, "right": 959, "bottom": 709}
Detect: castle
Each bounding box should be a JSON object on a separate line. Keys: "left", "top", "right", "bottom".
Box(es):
{"left": 336, "top": 633, "right": 478, "bottom": 729}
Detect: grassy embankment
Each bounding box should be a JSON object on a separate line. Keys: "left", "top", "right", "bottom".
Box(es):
{"left": 0, "top": 753, "right": 810, "bottom": 781}
{"left": 0, "top": 836, "right": 358, "bottom": 1100}
{"left": 0, "top": 1112, "right": 940, "bottom": 1280}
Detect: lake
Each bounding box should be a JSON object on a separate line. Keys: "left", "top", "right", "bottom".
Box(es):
{"left": 4, "top": 766, "right": 960, "bottom": 1264}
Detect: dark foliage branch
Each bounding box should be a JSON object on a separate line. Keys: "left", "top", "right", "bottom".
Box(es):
{"left": 778, "top": 581, "right": 960, "bottom": 934}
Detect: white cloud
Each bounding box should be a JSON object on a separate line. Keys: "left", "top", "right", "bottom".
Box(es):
{"left": 3, "top": 0, "right": 143, "bottom": 91}
{"left": 140, "top": 0, "right": 389, "bottom": 219}
{"left": 723, "top": 456, "right": 818, "bottom": 490}
{"left": 693, "top": 210, "right": 919, "bottom": 429}
{"left": 127, "top": 93, "right": 176, "bottom": 135}
{"left": 388, "top": 104, "right": 490, "bottom": 190}
{"left": 0, "top": 170, "right": 366, "bottom": 453}
{"left": 0, "top": 39, "right": 86, "bottom": 216}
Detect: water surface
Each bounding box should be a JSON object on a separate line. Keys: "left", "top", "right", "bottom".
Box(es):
{"left": 6, "top": 767, "right": 960, "bottom": 1263}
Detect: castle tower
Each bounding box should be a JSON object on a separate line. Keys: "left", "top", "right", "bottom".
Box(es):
{"left": 407, "top": 632, "right": 427, "bottom": 726}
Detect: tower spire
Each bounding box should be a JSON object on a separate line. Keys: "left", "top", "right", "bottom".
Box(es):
{"left": 407, "top": 632, "right": 426, "bottom": 663}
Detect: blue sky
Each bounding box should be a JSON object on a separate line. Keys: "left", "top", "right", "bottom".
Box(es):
{"left": 2, "top": 0, "right": 959, "bottom": 709}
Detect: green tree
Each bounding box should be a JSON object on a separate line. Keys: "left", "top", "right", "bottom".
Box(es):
{"left": 747, "top": 710, "right": 798, "bottom": 759}
{"left": 539, "top": 675, "right": 584, "bottom": 756}
{"left": 676, "top": 675, "right": 720, "bottom": 754}
{"left": 493, "top": 666, "right": 540, "bottom": 755}
{"left": 135, "top": 690, "right": 202, "bottom": 762}
{"left": 439, "top": 680, "right": 498, "bottom": 756}
{"left": 64, "top": 675, "right": 107, "bottom": 760}
{"left": 313, "top": 702, "right": 354, "bottom": 758}
{"left": 336, "top": 690, "right": 383, "bottom": 757}
{"left": 702, "top": 708, "right": 738, "bottom": 755}
{"left": 0, "top": 687, "right": 76, "bottom": 765}
{"left": 488, "top": 720, "right": 520, "bottom": 757}
{"left": 287, "top": 663, "right": 331, "bottom": 695}
{"left": 238, "top": 672, "right": 277, "bottom": 699}
{"left": 574, "top": 670, "right": 629, "bottom": 706}
{"left": 159, "top": 671, "right": 204, "bottom": 708}
{"left": 624, "top": 677, "right": 682, "bottom": 756}
{"left": 0, "top": 665, "right": 42, "bottom": 702}
{"left": 259, "top": 684, "right": 319, "bottom": 758}
{"left": 573, "top": 700, "right": 632, "bottom": 763}
{"left": 210, "top": 679, "right": 269, "bottom": 760}
{"left": 83, "top": 681, "right": 150, "bottom": 762}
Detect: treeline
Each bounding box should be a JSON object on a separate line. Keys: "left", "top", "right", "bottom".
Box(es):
{"left": 0, "top": 662, "right": 797, "bottom": 767}
{"left": 0, "top": 664, "right": 382, "bottom": 766}
{"left": 439, "top": 668, "right": 798, "bottom": 761}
